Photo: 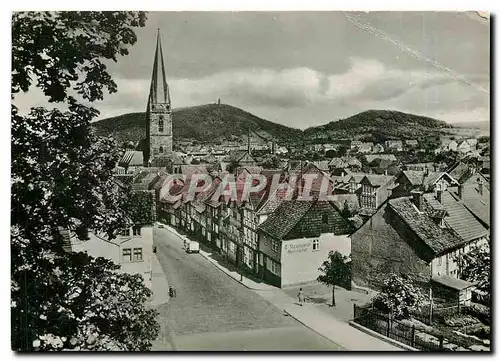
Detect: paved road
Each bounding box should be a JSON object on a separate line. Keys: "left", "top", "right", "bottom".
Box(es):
{"left": 151, "top": 225, "right": 342, "bottom": 351}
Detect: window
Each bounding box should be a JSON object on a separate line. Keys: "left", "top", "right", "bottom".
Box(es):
{"left": 120, "top": 228, "right": 130, "bottom": 237}
{"left": 271, "top": 240, "right": 280, "bottom": 253}
{"left": 133, "top": 226, "right": 141, "bottom": 236}
{"left": 133, "top": 248, "right": 143, "bottom": 261}
{"left": 322, "top": 213, "right": 329, "bottom": 224}
{"left": 159, "top": 146, "right": 164, "bottom": 153}
{"left": 158, "top": 116, "right": 164, "bottom": 132}
{"left": 271, "top": 260, "right": 280, "bottom": 275}
{"left": 122, "top": 248, "right": 132, "bottom": 262}
{"left": 438, "top": 257, "right": 442, "bottom": 266}
{"left": 313, "top": 239, "right": 320, "bottom": 251}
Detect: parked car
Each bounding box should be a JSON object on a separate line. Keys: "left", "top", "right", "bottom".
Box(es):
{"left": 186, "top": 241, "right": 200, "bottom": 254}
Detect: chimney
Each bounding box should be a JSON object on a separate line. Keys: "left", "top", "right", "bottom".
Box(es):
{"left": 411, "top": 190, "right": 424, "bottom": 211}
{"left": 436, "top": 182, "right": 443, "bottom": 204}
{"left": 457, "top": 183, "right": 463, "bottom": 199}
{"left": 217, "top": 97, "right": 221, "bottom": 105}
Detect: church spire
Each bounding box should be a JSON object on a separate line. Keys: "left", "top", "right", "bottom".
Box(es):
{"left": 148, "top": 29, "right": 171, "bottom": 105}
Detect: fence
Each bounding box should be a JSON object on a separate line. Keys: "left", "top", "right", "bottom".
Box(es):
{"left": 412, "top": 303, "right": 469, "bottom": 325}
{"left": 353, "top": 305, "right": 452, "bottom": 351}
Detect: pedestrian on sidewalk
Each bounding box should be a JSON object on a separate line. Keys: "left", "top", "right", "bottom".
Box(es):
{"left": 297, "top": 288, "right": 305, "bottom": 306}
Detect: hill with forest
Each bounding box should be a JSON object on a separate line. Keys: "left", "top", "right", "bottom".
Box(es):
{"left": 93, "top": 106, "right": 456, "bottom": 147}
{"left": 92, "top": 103, "right": 303, "bottom": 145}
{"left": 303, "top": 109, "right": 453, "bottom": 143}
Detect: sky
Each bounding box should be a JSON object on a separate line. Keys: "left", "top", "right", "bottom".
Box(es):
{"left": 14, "top": 11, "right": 490, "bottom": 130}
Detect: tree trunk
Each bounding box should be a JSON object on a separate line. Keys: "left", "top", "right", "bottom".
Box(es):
{"left": 331, "top": 285, "right": 336, "bottom": 307}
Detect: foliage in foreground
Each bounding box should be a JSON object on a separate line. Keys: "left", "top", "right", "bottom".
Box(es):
{"left": 11, "top": 11, "right": 160, "bottom": 351}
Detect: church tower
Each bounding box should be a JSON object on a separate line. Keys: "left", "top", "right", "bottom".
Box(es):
{"left": 145, "top": 29, "right": 173, "bottom": 167}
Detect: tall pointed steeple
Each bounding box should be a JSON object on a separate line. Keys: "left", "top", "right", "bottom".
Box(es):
{"left": 148, "top": 29, "right": 171, "bottom": 105}
{"left": 144, "top": 29, "right": 173, "bottom": 167}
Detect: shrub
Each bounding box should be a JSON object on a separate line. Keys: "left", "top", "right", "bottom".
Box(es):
{"left": 466, "top": 303, "right": 490, "bottom": 325}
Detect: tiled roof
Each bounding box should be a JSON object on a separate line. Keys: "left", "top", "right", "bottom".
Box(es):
{"left": 256, "top": 187, "right": 289, "bottom": 215}
{"left": 241, "top": 166, "right": 263, "bottom": 175}
{"left": 448, "top": 185, "right": 490, "bottom": 228}
{"left": 423, "top": 172, "right": 446, "bottom": 189}
{"left": 364, "top": 154, "right": 397, "bottom": 163}
{"left": 346, "top": 172, "right": 366, "bottom": 184}
{"left": 223, "top": 150, "right": 253, "bottom": 163}
{"left": 377, "top": 159, "right": 393, "bottom": 169}
{"left": 403, "top": 170, "right": 425, "bottom": 186}
{"left": 388, "top": 197, "right": 463, "bottom": 256}
{"left": 119, "top": 150, "right": 144, "bottom": 167}
{"left": 180, "top": 165, "right": 208, "bottom": 177}
{"left": 432, "top": 275, "right": 475, "bottom": 291}
{"left": 258, "top": 199, "right": 314, "bottom": 239}
{"left": 329, "top": 157, "right": 361, "bottom": 168}
{"left": 423, "top": 192, "right": 488, "bottom": 242}
{"left": 152, "top": 175, "right": 168, "bottom": 191}
{"left": 364, "top": 174, "right": 394, "bottom": 187}
{"left": 313, "top": 160, "right": 330, "bottom": 170}
{"left": 448, "top": 162, "right": 473, "bottom": 183}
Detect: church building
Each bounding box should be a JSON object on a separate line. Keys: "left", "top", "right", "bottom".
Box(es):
{"left": 144, "top": 29, "right": 173, "bottom": 167}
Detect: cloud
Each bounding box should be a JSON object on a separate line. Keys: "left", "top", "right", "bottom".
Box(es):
{"left": 104, "top": 58, "right": 446, "bottom": 111}
{"left": 13, "top": 57, "right": 489, "bottom": 127}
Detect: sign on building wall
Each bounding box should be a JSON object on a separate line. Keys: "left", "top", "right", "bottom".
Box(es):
{"left": 284, "top": 241, "right": 311, "bottom": 254}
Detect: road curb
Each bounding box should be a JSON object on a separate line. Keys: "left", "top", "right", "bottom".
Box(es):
{"left": 148, "top": 253, "right": 170, "bottom": 307}
{"left": 348, "top": 321, "right": 417, "bottom": 351}
{"left": 198, "top": 250, "right": 277, "bottom": 291}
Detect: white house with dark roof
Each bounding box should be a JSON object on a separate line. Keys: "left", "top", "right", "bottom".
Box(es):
{"left": 257, "top": 199, "right": 353, "bottom": 288}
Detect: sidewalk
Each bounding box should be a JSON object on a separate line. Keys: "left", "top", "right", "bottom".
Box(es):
{"left": 149, "top": 253, "right": 170, "bottom": 307}
{"left": 284, "top": 304, "right": 404, "bottom": 351}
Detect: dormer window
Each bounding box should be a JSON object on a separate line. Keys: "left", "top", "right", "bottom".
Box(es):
{"left": 158, "top": 116, "right": 164, "bottom": 132}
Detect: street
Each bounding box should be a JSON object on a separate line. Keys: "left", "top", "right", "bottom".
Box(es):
{"left": 151, "top": 225, "right": 342, "bottom": 351}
